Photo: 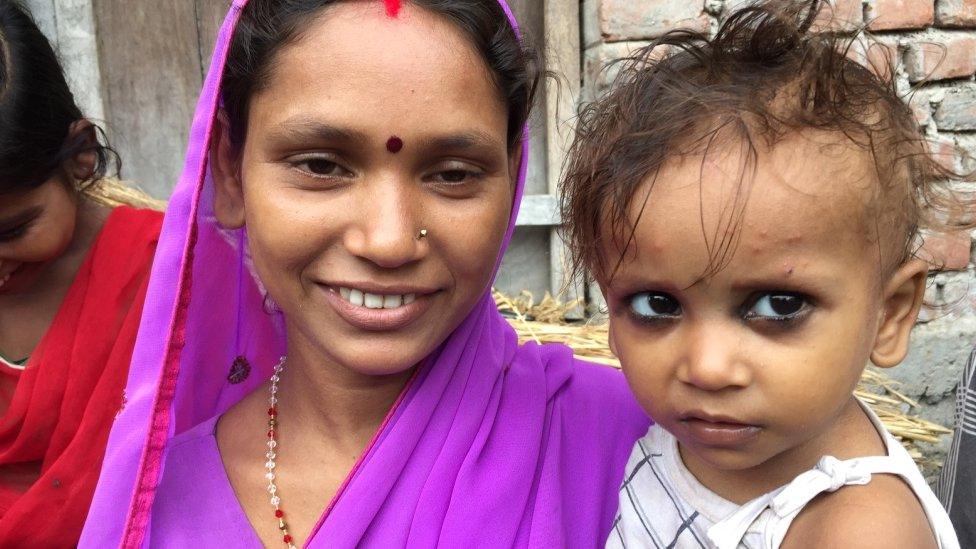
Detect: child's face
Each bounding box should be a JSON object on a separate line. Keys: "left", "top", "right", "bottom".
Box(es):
{"left": 602, "top": 132, "right": 919, "bottom": 474}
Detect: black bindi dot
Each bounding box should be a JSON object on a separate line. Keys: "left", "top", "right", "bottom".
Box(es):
{"left": 386, "top": 136, "right": 404, "bottom": 154}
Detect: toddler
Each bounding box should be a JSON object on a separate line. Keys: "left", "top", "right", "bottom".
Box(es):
{"left": 560, "top": 1, "right": 973, "bottom": 547}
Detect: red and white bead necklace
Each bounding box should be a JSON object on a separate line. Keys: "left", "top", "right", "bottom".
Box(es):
{"left": 266, "top": 357, "right": 297, "bottom": 548}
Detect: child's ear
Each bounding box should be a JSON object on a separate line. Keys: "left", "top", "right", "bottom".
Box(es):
{"left": 66, "top": 120, "right": 98, "bottom": 183}
{"left": 211, "top": 112, "right": 246, "bottom": 230}
{"left": 870, "top": 259, "right": 928, "bottom": 368}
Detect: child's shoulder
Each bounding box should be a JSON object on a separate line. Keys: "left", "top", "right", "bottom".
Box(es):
{"left": 782, "top": 473, "right": 937, "bottom": 549}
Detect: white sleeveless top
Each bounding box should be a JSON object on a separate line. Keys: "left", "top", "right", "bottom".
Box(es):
{"left": 608, "top": 400, "right": 959, "bottom": 549}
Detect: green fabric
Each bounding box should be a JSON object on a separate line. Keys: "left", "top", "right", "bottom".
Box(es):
{"left": 0, "top": 350, "right": 27, "bottom": 368}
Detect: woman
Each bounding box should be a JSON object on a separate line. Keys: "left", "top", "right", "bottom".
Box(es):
{"left": 939, "top": 345, "right": 976, "bottom": 546}
{"left": 0, "top": 2, "right": 163, "bottom": 546}
{"left": 82, "top": 1, "right": 648, "bottom": 546}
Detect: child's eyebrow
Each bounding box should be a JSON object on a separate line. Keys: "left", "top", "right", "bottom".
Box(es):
{"left": 728, "top": 270, "right": 839, "bottom": 293}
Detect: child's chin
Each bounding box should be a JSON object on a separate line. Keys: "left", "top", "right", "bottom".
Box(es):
{"left": 679, "top": 440, "right": 770, "bottom": 472}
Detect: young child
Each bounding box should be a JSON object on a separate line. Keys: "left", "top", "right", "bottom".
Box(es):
{"left": 560, "top": 1, "right": 972, "bottom": 547}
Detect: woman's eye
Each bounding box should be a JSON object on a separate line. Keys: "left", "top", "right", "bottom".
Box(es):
{"left": 427, "top": 162, "right": 485, "bottom": 185}
{"left": 291, "top": 156, "right": 351, "bottom": 178}
{"left": 629, "top": 292, "right": 682, "bottom": 320}
{"left": 746, "top": 293, "right": 808, "bottom": 320}
{"left": 438, "top": 170, "right": 471, "bottom": 183}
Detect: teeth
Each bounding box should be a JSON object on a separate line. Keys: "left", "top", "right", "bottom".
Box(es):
{"left": 336, "top": 287, "right": 419, "bottom": 310}
{"left": 348, "top": 289, "right": 364, "bottom": 307}
{"left": 364, "top": 293, "right": 384, "bottom": 309}
{"left": 0, "top": 274, "right": 9, "bottom": 289}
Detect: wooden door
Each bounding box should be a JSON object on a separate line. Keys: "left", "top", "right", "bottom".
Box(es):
{"left": 92, "top": 0, "right": 230, "bottom": 197}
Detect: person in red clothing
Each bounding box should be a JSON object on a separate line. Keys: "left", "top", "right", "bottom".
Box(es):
{"left": 0, "top": 2, "right": 163, "bottom": 546}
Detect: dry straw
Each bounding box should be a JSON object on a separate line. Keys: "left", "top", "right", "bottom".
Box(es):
{"left": 85, "top": 178, "right": 167, "bottom": 211}
{"left": 494, "top": 290, "right": 952, "bottom": 470}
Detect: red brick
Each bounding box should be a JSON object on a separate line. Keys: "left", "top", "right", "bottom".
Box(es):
{"left": 910, "top": 94, "right": 934, "bottom": 127}
{"left": 905, "top": 35, "right": 976, "bottom": 82}
{"left": 592, "top": 0, "right": 709, "bottom": 42}
{"left": 584, "top": 42, "right": 655, "bottom": 91}
{"left": 919, "top": 232, "right": 973, "bottom": 270}
{"left": 936, "top": 0, "right": 976, "bottom": 27}
{"left": 868, "top": 0, "right": 935, "bottom": 30}
{"left": 934, "top": 84, "right": 976, "bottom": 130}
{"left": 813, "top": 0, "right": 866, "bottom": 32}
{"left": 928, "top": 135, "right": 962, "bottom": 172}
{"left": 851, "top": 38, "right": 901, "bottom": 81}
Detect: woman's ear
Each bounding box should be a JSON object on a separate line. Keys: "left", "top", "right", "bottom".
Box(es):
{"left": 211, "top": 112, "right": 246, "bottom": 229}
{"left": 508, "top": 144, "right": 524, "bottom": 186}
{"left": 870, "top": 259, "right": 929, "bottom": 368}
{"left": 66, "top": 120, "right": 98, "bottom": 183}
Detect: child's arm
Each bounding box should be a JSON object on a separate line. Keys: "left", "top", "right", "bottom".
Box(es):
{"left": 781, "top": 474, "right": 938, "bottom": 549}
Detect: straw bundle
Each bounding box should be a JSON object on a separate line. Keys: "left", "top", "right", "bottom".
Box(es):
{"left": 85, "top": 178, "right": 167, "bottom": 211}
{"left": 494, "top": 290, "right": 952, "bottom": 469}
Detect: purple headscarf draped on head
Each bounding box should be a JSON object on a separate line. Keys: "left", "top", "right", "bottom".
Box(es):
{"left": 81, "top": 1, "right": 648, "bottom": 547}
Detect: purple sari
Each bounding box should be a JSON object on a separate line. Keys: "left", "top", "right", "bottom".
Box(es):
{"left": 80, "top": 1, "right": 649, "bottom": 546}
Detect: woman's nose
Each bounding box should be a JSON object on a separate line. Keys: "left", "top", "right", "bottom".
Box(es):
{"left": 676, "top": 323, "right": 752, "bottom": 392}
{"left": 343, "top": 181, "right": 427, "bottom": 269}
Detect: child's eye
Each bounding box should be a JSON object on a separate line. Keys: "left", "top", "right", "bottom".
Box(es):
{"left": 629, "top": 292, "right": 682, "bottom": 320}
{"left": 745, "top": 293, "right": 808, "bottom": 321}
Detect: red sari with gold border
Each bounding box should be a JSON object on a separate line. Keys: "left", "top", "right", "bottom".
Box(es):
{"left": 0, "top": 206, "right": 162, "bottom": 547}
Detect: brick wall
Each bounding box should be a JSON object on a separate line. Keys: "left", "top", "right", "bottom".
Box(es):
{"left": 581, "top": 0, "right": 976, "bottom": 461}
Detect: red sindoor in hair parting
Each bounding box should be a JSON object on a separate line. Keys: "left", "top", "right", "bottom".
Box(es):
{"left": 384, "top": 0, "right": 401, "bottom": 17}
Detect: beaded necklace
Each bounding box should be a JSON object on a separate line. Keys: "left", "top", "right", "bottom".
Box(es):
{"left": 265, "top": 357, "right": 296, "bottom": 548}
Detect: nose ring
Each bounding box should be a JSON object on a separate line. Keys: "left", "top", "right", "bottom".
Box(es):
{"left": 417, "top": 229, "right": 428, "bottom": 240}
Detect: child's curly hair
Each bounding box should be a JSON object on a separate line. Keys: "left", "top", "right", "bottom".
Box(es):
{"left": 560, "top": 0, "right": 975, "bottom": 283}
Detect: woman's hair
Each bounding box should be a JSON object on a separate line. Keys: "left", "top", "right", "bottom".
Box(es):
{"left": 560, "top": 0, "right": 975, "bottom": 282}
{"left": 222, "top": 0, "right": 542, "bottom": 153}
{"left": 0, "top": 0, "right": 115, "bottom": 194}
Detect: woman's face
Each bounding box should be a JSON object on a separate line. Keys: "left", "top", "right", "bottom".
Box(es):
{"left": 214, "top": 2, "right": 516, "bottom": 376}
{"left": 0, "top": 177, "right": 77, "bottom": 295}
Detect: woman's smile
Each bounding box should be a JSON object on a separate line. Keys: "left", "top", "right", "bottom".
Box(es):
{"left": 317, "top": 281, "right": 440, "bottom": 332}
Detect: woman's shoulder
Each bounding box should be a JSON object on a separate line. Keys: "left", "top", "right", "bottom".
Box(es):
{"left": 155, "top": 417, "right": 225, "bottom": 508}
{"left": 151, "top": 415, "right": 260, "bottom": 546}
{"left": 556, "top": 356, "right": 650, "bottom": 439}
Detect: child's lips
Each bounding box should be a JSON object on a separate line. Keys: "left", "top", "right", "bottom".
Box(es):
{"left": 678, "top": 413, "right": 761, "bottom": 447}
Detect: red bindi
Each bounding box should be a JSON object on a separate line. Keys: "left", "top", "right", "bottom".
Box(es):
{"left": 383, "top": 0, "right": 401, "bottom": 18}
{"left": 386, "top": 136, "right": 404, "bottom": 154}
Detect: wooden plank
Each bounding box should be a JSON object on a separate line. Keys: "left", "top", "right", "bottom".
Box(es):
{"left": 515, "top": 194, "right": 560, "bottom": 226}
{"left": 545, "top": 0, "right": 585, "bottom": 312}
{"left": 195, "top": 0, "right": 231, "bottom": 78}
{"left": 510, "top": 0, "right": 549, "bottom": 195}
{"left": 52, "top": 0, "right": 106, "bottom": 123}
{"left": 93, "top": 0, "right": 204, "bottom": 197}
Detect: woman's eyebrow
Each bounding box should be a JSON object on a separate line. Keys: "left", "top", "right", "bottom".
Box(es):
{"left": 269, "top": 117, "right": 368, "bottom": 145}
{"left": 0, "top": 206, "right": 42, "bottom": 232}
{"left": 421, "top": 131, "right": 503, "bottom": 153}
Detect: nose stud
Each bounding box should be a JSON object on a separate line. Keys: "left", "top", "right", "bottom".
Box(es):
{"left": 417, "top": 229, "right": 428, "bottom": 240}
